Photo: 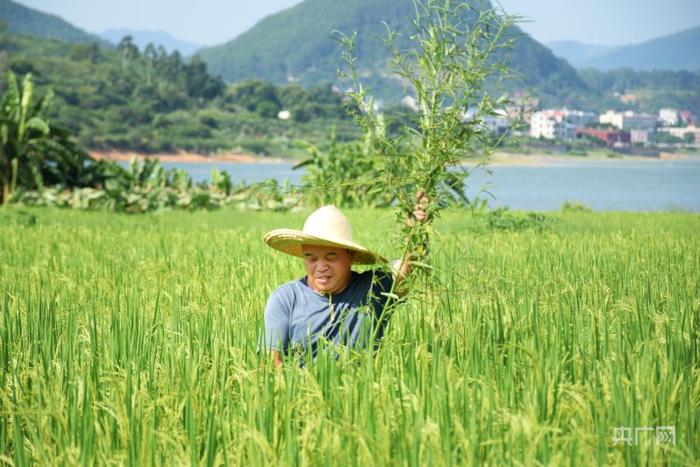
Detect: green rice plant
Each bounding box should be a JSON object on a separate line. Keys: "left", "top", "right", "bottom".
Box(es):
{"left": 561, "top": 200, "right": 593, "bottom": 213}
{"left": 481, "top": 206, "right": 552, "bottom": 232}
{"left": 0, "top": 207, "right": 698, "bottom": 465}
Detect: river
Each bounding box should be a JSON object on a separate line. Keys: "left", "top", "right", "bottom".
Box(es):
{"left": 119, "top": 158, "right": 700, "bottom": 212}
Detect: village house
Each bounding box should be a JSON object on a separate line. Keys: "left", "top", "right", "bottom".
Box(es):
{"left": 657, "top": 125, "right": 700, "bottom": 142}
{"left": 576, "top": 128, "right": 631, "bottom": 147}
{"left": 599, "top": 110, "right": 657, "bottom": 131}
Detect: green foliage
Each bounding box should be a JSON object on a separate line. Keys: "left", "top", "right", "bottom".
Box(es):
{"left": 226, "top": 79, "right": 281, "bottom": 116}
{"left": 654, "top": 131, "right": 683, "bottom": 145}
{"left": 8, "top": 157, "right": 304, "bottom": 213}
{"left": 9, "top": 181, "right": 301, "bottom": 213}
{"left": 293, "top": 133, "right": 393, "bottom": 208}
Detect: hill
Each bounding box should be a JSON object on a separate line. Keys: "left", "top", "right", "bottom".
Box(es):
{"left": 100, "top": 29, "right": 203, "bottom": 56}
{"left": 550, "top": 27, "right": 700, "bottom": 71}
{"left": 197, "top": 0, "right": 591, "bottom": 105}
{"left": 0, "top": 0, "right": 100, "bottom": 43}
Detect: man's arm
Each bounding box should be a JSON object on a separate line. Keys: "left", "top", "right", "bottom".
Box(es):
{"left": 261, "top": 290, "right": 290, "bottom": 368}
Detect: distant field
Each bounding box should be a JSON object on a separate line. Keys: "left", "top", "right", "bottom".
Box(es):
{"left": 1, "top": 208, "right": 698, "bottom": 465}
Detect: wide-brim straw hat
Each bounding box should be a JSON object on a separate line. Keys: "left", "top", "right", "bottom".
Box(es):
{"left": 264, "top": 205, "right": 385, "bottom": 264}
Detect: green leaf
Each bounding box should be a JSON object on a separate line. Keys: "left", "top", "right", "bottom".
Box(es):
{"left": 20, "top": 73, "right": 35, "bottom": 117}
{"left": 25, "top": 117, "right": 50, "bottom": 136}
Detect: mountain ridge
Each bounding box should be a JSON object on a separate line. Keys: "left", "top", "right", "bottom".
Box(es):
{"left": 549, "top": 26, "right": 700, "bottom": 71}
{"left": 547, "top": 41, "right": 620, "bottom": 68}
{"left": 196, "top": 0, "right": 590, "bottom": 105}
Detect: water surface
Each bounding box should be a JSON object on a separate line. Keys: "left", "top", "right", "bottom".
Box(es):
{"left": 119, "top": 159, "right": 700, "bottom": 212}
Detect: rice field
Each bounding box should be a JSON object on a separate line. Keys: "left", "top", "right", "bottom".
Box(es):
{"left": 1, "top": 207, "right": 698, "bottom": 465}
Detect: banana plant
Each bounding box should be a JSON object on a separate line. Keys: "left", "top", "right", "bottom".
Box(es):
{"left": 0, "top": 71, "right": 51, "bottom": 203}
{"left": 1, "top": 70, "right": 110, "bottom": 204}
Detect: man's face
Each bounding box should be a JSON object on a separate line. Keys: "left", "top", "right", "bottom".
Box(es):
{"left": 302, "top": 245, "right": 354, "bottom": 294}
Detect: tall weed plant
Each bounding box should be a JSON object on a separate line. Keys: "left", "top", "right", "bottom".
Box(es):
{"left": 336, "top": 0, "right": 514, "bottom": 272}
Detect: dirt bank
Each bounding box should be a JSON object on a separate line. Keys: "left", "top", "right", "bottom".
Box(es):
{"left": 90, "top": 150, "right": 289, "bottom": 164}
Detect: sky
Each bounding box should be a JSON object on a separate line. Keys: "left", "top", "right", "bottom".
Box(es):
{"left": 15, "top": 0, "right": 700, "bottom": 46}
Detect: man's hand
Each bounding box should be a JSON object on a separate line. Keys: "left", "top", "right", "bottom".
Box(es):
{"left": 272, "top": 351, "right": 283, "bottom": 369}
{"left": 406, "top": 191, "right": 428, "bottom": 227}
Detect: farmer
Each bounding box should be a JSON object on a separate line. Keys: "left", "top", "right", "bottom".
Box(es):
{"left": 261, "top": 203, "right": 425, "bottom": 367}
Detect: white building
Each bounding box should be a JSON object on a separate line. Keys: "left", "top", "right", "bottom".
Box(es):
{"left": 530, "top": 112, "right": 556, "bottom": 139}
{"left": 530, "top": 111, "right": 576, "bottom": 140}
{"left": 599, "top": 110, "right": 624, "bottom": 129}
{"left": 659, "top": 108, "right": 679, "bottom": 126}
{"left": 599, "top": 110, "right": 657, "bottom": 130}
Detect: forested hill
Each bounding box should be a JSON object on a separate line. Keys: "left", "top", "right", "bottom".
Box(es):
{"left": 0, "top": 0, "right": 101, "bottom": 43}
{"left": 197, "top": 0, "right": 590, "bottom": 105}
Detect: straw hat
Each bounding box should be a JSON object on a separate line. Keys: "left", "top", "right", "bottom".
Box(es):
{"left": 264, "top": 205, "right": 385, "bottom": 264}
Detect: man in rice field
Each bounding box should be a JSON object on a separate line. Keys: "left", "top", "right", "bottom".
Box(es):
{"left": 261, "top": 204, "right": 426, "bottom": 367}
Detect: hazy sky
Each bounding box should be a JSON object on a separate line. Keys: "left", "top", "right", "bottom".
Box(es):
{"left": 15, "top": 0, "right": 700, "bottom": 46}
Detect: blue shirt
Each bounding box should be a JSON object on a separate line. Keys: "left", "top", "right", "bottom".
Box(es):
{"left": 261, "top": 270, "right": 395, "bottom": 356}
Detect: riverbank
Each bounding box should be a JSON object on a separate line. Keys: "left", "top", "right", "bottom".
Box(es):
{"left": 479, "top": 150, "right": 698, "bottom": 166}
{"left": 92, "top": 149, "right": 699, "bottom": 166}
{"left": 90, "top": 150, "right": 288, "bottom": 164}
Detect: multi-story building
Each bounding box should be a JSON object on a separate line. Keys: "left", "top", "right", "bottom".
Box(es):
{"left": 530, "top": 112, "right": 558, "bottom": 139}
{"left": 599, "top": 110, "right": 657, "bottom": 131}
{"left": 530, "top": 109, "right": 590, "bottom": 140}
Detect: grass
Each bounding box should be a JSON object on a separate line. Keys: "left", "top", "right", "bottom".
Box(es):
{"left": 0, "top": 207, "right": 698, "bottom": 465}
